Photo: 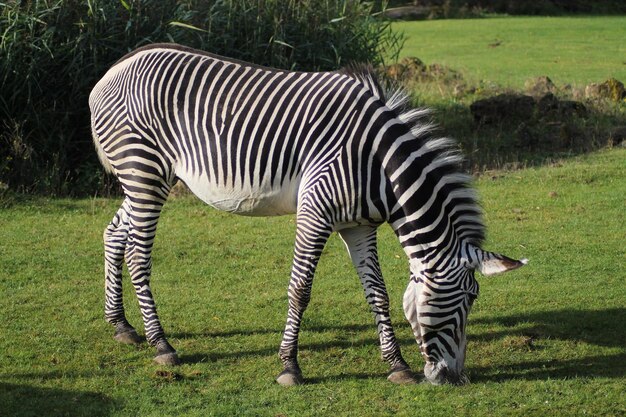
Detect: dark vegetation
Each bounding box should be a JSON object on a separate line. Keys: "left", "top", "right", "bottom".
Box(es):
{"left": 385, "top": 0, "right": 626, "bottom": 19}
{"left": 385, "top": 58, "right": 626, "bottom": 171}
{"left": 0, "top": 0, "right": 401, "bottom": 196}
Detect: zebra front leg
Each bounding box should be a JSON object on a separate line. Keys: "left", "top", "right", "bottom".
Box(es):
{"left": 125, "top": 197, "right": 179, "bottom": 365}
{"left": 277, "top": 213, "right": 332, "bottom": 386}
{"left": 104, "top": 198, "right": 141, "bottom": 345}
{"left": 338, "top": 226, "right": 418, "bottom": 384}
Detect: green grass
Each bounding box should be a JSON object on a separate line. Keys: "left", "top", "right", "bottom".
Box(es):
{"left": 1, "top": 148, "right": 624, "bottom": 416}
{"left": 394, "top": 16, "right": 626, "bottom": 88}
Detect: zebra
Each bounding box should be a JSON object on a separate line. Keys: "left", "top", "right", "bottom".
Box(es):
{"left": 90, "top": 43, "right": 526, "bottom": 386}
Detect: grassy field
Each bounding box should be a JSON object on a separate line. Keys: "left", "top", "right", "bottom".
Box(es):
{"left": 1, "top": 148, "right": 624, "bottom": 416}
{"left": 1, "top": 14, "right": 624, "bottom": 416}
{"left": 394, "top": 16, "right": 626, "bottom": 88}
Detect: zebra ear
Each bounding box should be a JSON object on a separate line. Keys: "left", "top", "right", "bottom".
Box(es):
{"left": 473, "top": 248, "right": 528, "bottom": 276}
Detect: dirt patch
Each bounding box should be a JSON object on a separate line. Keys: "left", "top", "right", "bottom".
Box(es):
{"left": 470, "top": 94, "right": 536, "bottom": 124}
{"left": 381, "top": 57, "right": 625, "bottom": 168}
{"left": 384, "top": 56, "right": 462, "bottom": 84}
{"left": 585, "top": 78, "right": 626, "bottom": 102}
{"left": 525, "top": 76, "right": 557, "bottom": 98}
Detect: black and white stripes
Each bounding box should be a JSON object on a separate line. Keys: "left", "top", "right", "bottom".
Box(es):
{"left": 90, "top": 43, "right": 525, "bottom": 384}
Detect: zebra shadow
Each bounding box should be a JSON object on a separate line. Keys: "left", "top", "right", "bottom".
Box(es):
{"left": 466, "top": 307, "right": 626, "bottom": 382}
{"left": 0, "top": 382, "right": 117, "bottom": 417}
{"left": 171, "top": 323, "right": 414, "bottom": 370}
{"left": 168, "top": 323, "right": 373, "bottom": 340}
{"left": 175, "top": 308, "right": 626, "bottom": 383}
{"left": 177, "top": 330, "right": 413, "bottom": 383}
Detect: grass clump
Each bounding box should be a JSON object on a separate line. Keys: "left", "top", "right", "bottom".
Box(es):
{"left": 384, "top": 59, "right": 625, "bottom": 171}
{"left": 385, "top": 17, "right": 626, "bottom": 170}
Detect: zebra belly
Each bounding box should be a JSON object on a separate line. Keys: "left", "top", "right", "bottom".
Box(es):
{"left": 179, "top": 173, "right": 298, "bottom": 216}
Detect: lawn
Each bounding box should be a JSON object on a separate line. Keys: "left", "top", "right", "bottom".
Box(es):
{"left": 394, "top": 16, "right": 626, "bottom": 88}
{"left": 1, "top": 147, "right": 624, "bottom": 416}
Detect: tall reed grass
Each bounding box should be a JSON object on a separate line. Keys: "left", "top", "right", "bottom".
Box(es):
{"left": 0, "top": 0, "right": 402, "bottom": 195}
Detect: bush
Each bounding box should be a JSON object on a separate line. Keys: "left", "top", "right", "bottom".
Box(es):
{"left": 0, "top": 0, "right": 403, "bottom": 195}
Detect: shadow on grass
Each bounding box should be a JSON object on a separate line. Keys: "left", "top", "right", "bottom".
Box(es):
{"left": 176, "top": 322, "right": 413, "bottom": 373}
{"left": 169, "top": 323, "right": 373, "bottom": 340}
{"left": 468, "top": 353, "right": 626, "bottom": 383}
{"left": 471, "top": 308, "right": 626, "bottom": 348}
{"left": 468, "top": 307, "right": 626, "bottom": 382}
{"left": 0, "top": 383, "right": 117, "bottom": 417}
{"left": 178, "top": 308, "right": 625, "bottom": 383}
{"left": 181, "top": 338, "right": 388, "bottom": 363}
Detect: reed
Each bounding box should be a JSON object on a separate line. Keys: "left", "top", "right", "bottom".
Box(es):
{"left": 0, "top": 0, "right": 402, "bottom": 195}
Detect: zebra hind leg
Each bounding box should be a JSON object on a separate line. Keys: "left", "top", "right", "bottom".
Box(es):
{"left": 123, "top": 186, "right": 180, "bottom": 366}
{"left": 104, "top": 198, "right": 142, "bottom": 345}
{"left": 338, "top": 226, "right": 418, "bottom": 384}
{"left": 277, "top": 212, "right": 333, "bottom": 386}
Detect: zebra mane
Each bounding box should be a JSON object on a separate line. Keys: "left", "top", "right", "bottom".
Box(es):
{"left": 339, "top": 63, "right": 387, "bottom": 102}
{"left": 341, "top": 64, "right": 486, "bottom": 247}
{"left": 340, "top": 63, "right": 433, "bottom": 129}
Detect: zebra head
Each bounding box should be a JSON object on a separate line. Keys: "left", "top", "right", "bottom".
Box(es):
{"left": 403, "top": 244, "right": 527, "bottom": 385}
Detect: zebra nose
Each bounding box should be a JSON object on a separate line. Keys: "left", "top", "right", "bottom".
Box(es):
{"left": 424, "top": 362, "right": 462, "bottom": 385}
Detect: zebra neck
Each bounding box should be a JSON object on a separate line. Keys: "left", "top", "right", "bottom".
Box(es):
{"left": 382, "top": 138, "right": 484, "bottom": 265}
{"left": 391, "top": 213, "right": 462, "bottom": 266}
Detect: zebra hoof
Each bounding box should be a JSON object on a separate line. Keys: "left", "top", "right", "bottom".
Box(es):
{"left": 387, "top": 369, "right": 419, "bottom": 384}
{"left": 276, "top": 369, "right": 304, "bottom": 386}
{"left": 154, "top": 352, "right": 181, "bottom": 366}
{"left": 113, "top": 329, "right": 142, "bottom": 345}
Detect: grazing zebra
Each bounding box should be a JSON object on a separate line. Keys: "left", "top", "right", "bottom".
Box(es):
{"left": 90, "top": 43, "right": 526, "bottom": 386}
